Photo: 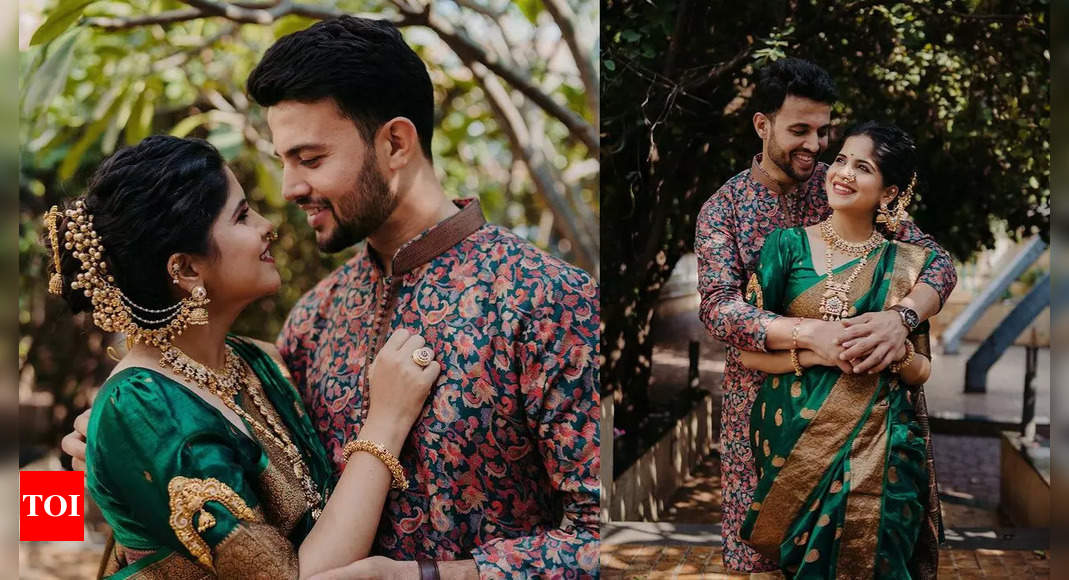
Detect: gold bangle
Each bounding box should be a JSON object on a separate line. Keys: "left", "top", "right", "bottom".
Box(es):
{"left": 790, "top": 320, "right": 803, "bottom": 376}
{"left": 890, "top": 340, "right": 915, "bottom": 374}
{"left": 342, "top": 440, "right": 409, "bottom": 491}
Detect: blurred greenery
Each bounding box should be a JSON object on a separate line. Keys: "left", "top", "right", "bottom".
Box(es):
{"left": 601, "top": 0, "right": 1049, "bottom": 433}
{"left": 18, "top": 0, "right": 597, "bottom": 454}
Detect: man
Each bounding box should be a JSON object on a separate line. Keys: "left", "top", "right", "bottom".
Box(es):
{"left": 66, "top": 16, "right": 599, "bottom": 579}
{"left": 695, "top": 58, "right": 955, "bottom": 573}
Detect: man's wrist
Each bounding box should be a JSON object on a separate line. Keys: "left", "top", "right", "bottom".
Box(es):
{"left": 888, "top": 304, "right": 920, "bottom": 332}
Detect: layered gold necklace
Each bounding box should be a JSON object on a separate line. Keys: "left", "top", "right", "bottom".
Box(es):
{"left": 817, "top": 219, "right": 886, "bottom": 321}
{"left": 160, "top": 345, "right": 324, "bottom": 519}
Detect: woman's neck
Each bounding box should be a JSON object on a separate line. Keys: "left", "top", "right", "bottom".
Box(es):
{"left": 128, "top": 303, "right": 240, "bottom": 369}
{"left": 828, "top": 211, "right": 875, "bottom": 243}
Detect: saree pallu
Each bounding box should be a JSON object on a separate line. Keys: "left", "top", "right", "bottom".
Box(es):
{"left": 739, "top": 227, "right": 939, "bottom": 579}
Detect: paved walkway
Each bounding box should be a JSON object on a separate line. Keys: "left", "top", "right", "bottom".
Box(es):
{"left": 601, "top": 539, "right": 1050, "bottom": 578}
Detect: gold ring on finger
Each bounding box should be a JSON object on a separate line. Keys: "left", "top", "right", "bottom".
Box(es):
{"left": 412, "top": 347, "right": 434, "bottom": 368}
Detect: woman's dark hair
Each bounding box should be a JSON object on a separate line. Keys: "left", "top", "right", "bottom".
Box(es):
{"left": 247, "top": 16, "right": 435, "bottom": 161}
{"left": 52, "top": 136, "right": 229, "bottom": 321}
{"left": 752, "top": 57, "right": 838, "bottom": 116}
{"left": 843, "top": 121, "right": 918, "bottom": 195}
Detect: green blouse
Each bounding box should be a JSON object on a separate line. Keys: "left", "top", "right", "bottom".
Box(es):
{"left": 86, "top": 338, "right": 333, "bottom": 578}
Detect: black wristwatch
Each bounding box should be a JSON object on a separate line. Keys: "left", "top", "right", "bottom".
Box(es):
{"left": 889, "top": 305, "right": 920, "bottom": 332}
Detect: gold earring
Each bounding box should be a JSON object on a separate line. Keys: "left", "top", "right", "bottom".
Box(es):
{"left": 171, "top": 263, "right": 181, "bottom": 285}
{"left": 188, "top": 286, "right": 209, "bottom": 326}
{"left": 876, "top": 201, "right": 891, "bottom": 224}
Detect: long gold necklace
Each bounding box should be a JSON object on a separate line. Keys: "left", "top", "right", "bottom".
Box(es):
{"left": 818, "top": 219, "right": 886, "bottom": 321}
{"left": 160, "top": 345, "right": 324, "bottom": 519}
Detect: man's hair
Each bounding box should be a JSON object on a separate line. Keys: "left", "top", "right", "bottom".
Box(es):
{"left": 752, "top": 58, "right": 838, "bottom": 116}
{"left": 247, "top": 16, "right": 435, "bottom": 160}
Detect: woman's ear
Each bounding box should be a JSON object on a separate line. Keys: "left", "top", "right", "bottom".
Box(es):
{"left": 166, "top": 254, "right": 204, "bottom": 294}
{"left": 880, "top": 185, "right": 899, "bottom": 207}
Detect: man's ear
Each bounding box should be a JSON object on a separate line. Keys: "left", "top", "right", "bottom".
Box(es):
{"left": 753, "top": 112, "right": 771, "bottom": 141}
{"left": 377, "top": 117, "right": 421, "bottom": 171}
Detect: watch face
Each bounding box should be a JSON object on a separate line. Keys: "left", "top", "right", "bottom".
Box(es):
{"left": 902, "top": 308, "right": 919, "bottom": 329}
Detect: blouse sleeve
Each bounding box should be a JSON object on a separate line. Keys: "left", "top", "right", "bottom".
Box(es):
{"left": 745, "top": 228, "right": 794, "bottom": 315}
{"left": 87, "top": 371, "right": 299, "bottom": 577}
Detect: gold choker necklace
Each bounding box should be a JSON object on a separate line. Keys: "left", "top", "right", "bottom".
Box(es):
{"left": 818, "top": 219, "right": 887, "bottom": 321}
{"left": 160, "top": 345, "right": 324, "bottom": 519}
{"left": 818, "top": 219, "right": 884, "bottom": 256}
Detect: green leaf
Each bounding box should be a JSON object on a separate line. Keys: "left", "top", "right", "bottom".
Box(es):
{"left": 59, "top": 85, "right": 129, "bottom": 180}
{"left": 21, "top": 28, "right": 80, "bottom": 117}
{"left": 169, "top": 112, "right": 213, "bottom": 138}
{"left": 124, "top": 89, "right": 155, "bottom": 146}
{"left": 604, "top": 59, "right": 616, "bottom": 72}
{"left": 29, "top": 0, "right": 96, "bottom": 47}
{"left": 621, "top": 29, "right": 641, "bottom": 43}
{"left": 514, "top": 0, "right": 540, "bottom": 24}
{"left": 272, "top": 14, "right": 318, "bottom": 39}
{"left": 101, "top": 83, "right": 139, "bottom": 154}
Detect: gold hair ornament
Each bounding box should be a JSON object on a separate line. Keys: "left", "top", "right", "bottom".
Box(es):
{"left": 44, "top": 206, "right": 64, "bottom": 296}
{"left": 46, "top": 200, "right": 210, "bottom": 348}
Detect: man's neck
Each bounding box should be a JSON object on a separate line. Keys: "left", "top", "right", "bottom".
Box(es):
{"left": 367, "top": 189, "right": 459, "bottom": 276}
{"left": 753, "top": 153, "right": 801, "bottom": 194}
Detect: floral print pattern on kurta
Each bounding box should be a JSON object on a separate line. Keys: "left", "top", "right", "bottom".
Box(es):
{"left": 694, "top": 157, "right": 957, "bottom": 572}
{"left": 277, "top": 199, "right": 600, "bottom": 579}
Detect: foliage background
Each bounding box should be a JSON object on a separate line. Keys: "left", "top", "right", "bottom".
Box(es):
{"left": 18, "top": 0, "right": 598, "bottom": 456}
{"left": 601, "top": 0, "right": 1049, "bottom": 435}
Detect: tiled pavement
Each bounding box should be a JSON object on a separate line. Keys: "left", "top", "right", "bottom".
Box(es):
{"left": 600, "top": 542, "right": 1050, "bottom": 579}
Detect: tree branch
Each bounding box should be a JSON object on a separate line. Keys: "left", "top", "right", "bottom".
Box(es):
{"left": 541, "top": 0, "right": 598, "bottom": 123}
{"left": 85, "top": 9, "right": 207, "bottom": 30}
{"left": 392, "top": 2, "right": 599, "bottom": 154}
{"left": 467, "top": 59, "right": 599, "bottom": 275}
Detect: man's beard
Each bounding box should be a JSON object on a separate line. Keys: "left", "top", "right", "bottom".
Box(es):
{"left": 767, "top": 132, "right": 816, "bottom": 183}
{"left": 318, "top": 149, "right": 398, "bottom": 253}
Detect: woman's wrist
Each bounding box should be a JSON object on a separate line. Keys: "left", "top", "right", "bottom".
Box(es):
{"left": 794, "top": 319, "right": 818, "bottom": 350}
{"left": 356, "top": 415, "right": 409, "bottom": 456}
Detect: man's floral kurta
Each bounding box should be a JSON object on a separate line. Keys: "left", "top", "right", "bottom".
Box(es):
{"left": 278, "top": 199, "right": 600, "bottom": 578}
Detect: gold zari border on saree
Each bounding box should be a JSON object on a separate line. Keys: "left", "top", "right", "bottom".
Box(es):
{"left": 836, "top": 402, "right": 890, "bottom": 577}
{"left": 746, "top": 371, "right": 880, "bottom": 559}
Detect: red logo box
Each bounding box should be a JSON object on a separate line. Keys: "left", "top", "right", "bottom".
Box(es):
{"left": 20, "top": 471, "right": 85, "bottom": 541}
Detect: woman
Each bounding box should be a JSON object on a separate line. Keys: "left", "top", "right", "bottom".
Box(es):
{"left": 736, "top": 122, "right": 941, "bottom": 578}
{"left": 45, "top": 136, "right": 440, "bottom": 579}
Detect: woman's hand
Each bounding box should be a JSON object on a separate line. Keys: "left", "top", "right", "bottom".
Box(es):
{"left": 798, "top": 320, "right": 853, "bottom": 373}
{"left": 366, "top": 329, "right": 441, "bottom": 433}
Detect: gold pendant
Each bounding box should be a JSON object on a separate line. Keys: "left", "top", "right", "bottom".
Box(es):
{"left": 819, "top": 287, "right": 850, "bottom": 321}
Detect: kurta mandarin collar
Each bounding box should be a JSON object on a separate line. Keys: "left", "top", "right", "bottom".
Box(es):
{"left": 367, "top": 198, "right": 487, "bottom": 276}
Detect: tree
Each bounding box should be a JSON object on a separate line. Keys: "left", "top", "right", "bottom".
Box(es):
{"left": 18, "top": 0, "right": 598, "bottom": 451}
{"left": 601, "top": 0, "right": 1049, "bottom": 436}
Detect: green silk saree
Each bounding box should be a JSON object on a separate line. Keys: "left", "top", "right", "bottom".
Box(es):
{"left": 739, "top": 227, "right": 941, "bottom": 578}
{"left": 86, "top": 337, "right": 334, "bottom": 579}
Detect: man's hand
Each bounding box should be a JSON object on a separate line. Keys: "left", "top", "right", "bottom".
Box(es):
{"left": 837, "top": 311, "right": 909, "bottom": 374}
{"left": 307, "top": 557, "right": 416, "bottom": 580}
{"left": 60, "top": 408, "right": 91, "bottom": 471}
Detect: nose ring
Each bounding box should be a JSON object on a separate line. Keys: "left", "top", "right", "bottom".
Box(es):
{"left": 266, "top": 230, "right": 279, "bottom": 242}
